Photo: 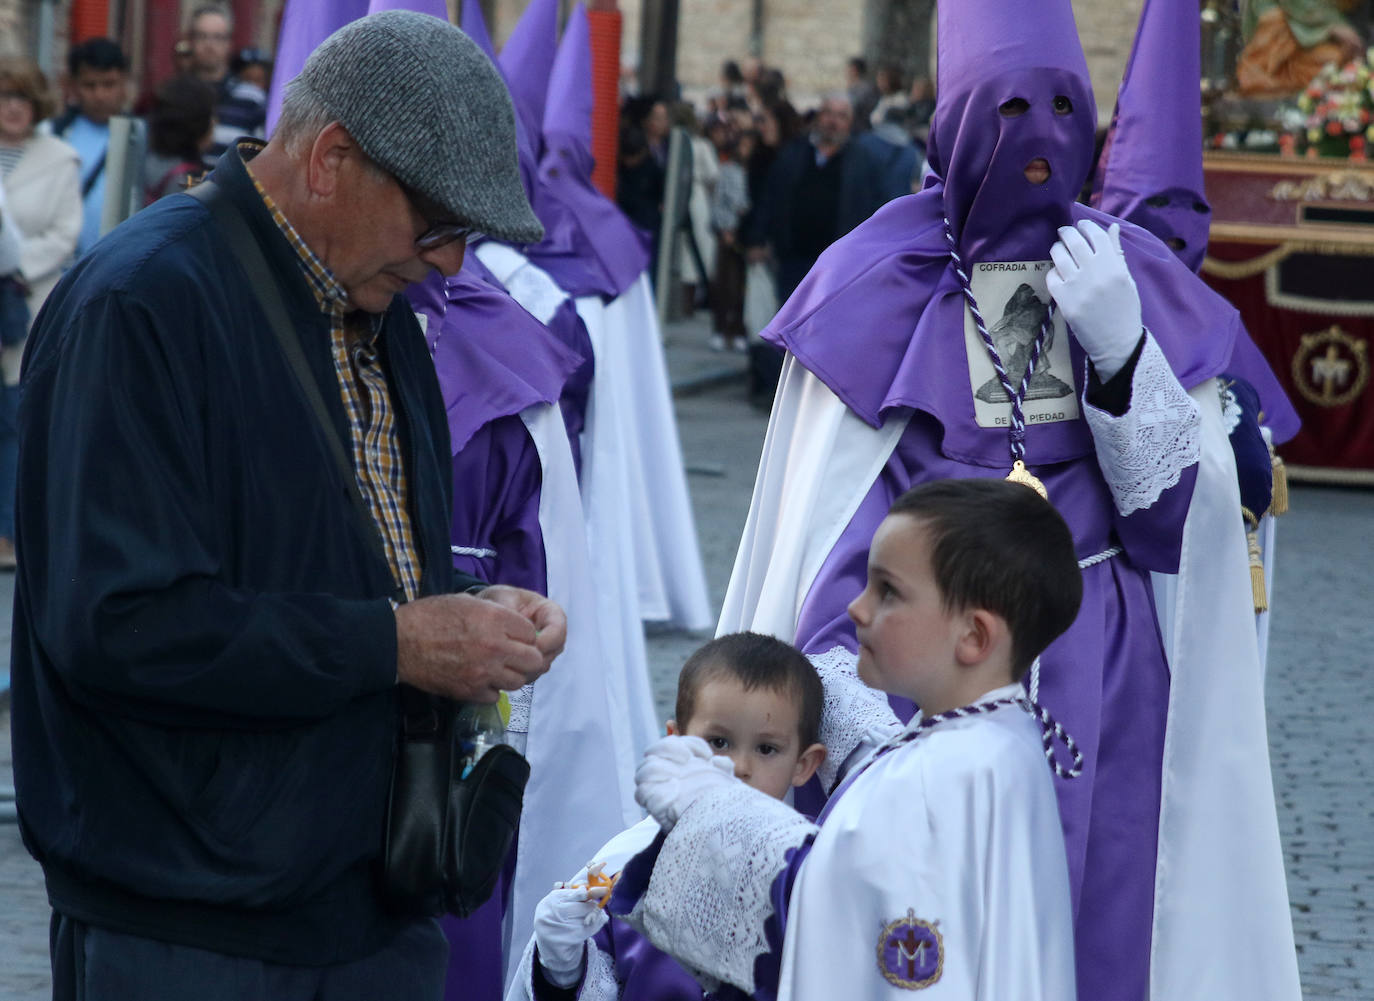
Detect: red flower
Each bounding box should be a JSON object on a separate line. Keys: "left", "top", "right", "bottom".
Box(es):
{"left": 1352, "top": 135, "right": 1366, "bottom": 150}
{"left": 1328, "top": 120, "right": 1345, "bottom": 136}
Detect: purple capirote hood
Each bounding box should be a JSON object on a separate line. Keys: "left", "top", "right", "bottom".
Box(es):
{"left": 366, "top": 0, "right": 445, "bottom": 16}
{"left": 758, "top": 184, "right": 1241, "bottom": 468}
{"left": 405, "top": 265, "right": 582, "bottom": 453}
{"left": 498, "top": 0, "right": 558, "bottom": 153}
{"left": 1091, "top": 0, "right": 1212, "bottom": 274}
{"left": 928, "top": 0, "right": 1096, "bottom": 264}
{"left": 531, "top": 2, "right": 649, "bottom": 297}
{"left": 266, "top": 0, "right": 369, "bottom": 133}
{"left": 459, "top": 0, "right": 540, "bottom": 204}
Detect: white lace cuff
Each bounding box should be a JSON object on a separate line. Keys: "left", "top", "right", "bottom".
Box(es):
{"left": 506, "top": 935, "right": 619, "bottom": 1001}
{"left": 578, "top": 940, "right": 619, "bottom": 1001}
{"left": 507, "top": 683, "right": 534, "bottom": 735}
{"left": 620, "top": 782, "right": 817, "bottom": 994}
{"left": 810, "top": 646, "right": 902, "bottom": 793}
{"left": 1083, "top": 332, "right": 1201, "bottom": 517}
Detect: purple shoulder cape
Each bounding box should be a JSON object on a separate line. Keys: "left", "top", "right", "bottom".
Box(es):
{"left": 762, "top": 180, "right": 1239, "bottom": 466}
{"left": 405, "top": 268, "right": 582, "bottom": 453}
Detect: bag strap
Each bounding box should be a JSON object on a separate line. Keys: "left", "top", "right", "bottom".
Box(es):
{"left": 81, "top": 150, "right": 106, "bottom": 198}
{"left": 186, "top": 179, "right": 398, "bottom": 591}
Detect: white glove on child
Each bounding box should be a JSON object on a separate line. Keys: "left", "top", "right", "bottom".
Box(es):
{"left": 1047, "top": 220, "right": 1143, "bottom": 382}
{"left": 634, "top": 735, "right": 737, "bottom": 832}
{"left": 533, "top": 878, "right": 611, "bottom": 988}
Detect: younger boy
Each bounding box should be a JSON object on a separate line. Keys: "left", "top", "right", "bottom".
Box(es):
{"left": 615, "top": 478, "right": 1084, "bottom": 1000}
{"left": 507, "top": 632, "right": 826, "bottom": 1000}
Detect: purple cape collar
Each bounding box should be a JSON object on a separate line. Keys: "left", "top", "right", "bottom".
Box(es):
{"left": 762, "top": 179, "right": 1238, "bottom": 466}
{"left": 405, "top": 267, "right": 582, "bottom": 452}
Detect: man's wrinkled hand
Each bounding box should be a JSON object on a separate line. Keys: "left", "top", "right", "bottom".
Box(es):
{"left": 476, "top": 584, "right": 567, "bottom": 667}
{"left": 394, "top": 592, "right": 554, "bottom": 702}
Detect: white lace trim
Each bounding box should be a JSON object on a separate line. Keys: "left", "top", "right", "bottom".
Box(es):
{"left": 1083, "top": 332, "right": 1201, "bottom": 517}
{"left": 1219, "top": 382, "right": 1242, "bottom": 435}
{"left": 505, "top": 934, "right": 619, "bottom": 1001}
{"left": 623, "top": 782, "right": 817, "bottom": 994}
{"left": 808, "top": 646, "right": 902, "bottom": 793}
{"left": 507, "top": 683, "right": 534, "bottom": 735}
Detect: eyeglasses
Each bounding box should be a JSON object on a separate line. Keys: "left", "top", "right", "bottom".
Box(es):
{"left": 397, "top": 180, "right": 472, "bottom": 251}
{"left": 190, "top": 31, "right": 232, "bottom": 43}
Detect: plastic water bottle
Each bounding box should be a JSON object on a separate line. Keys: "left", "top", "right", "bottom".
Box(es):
{"left": 455, "top": 694, "right": 511, "bottom": 779}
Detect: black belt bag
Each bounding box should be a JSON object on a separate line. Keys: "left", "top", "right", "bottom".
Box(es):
{"left": 189, "top": 179, "right": 530, "bottom": 918}
{"left": 381, "top": 688, "right": 530, "bottom": 916}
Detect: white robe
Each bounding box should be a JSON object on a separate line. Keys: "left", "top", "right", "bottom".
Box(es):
{"left": 583, "top": 275, "right": 713, "bottom": 631}
{"left": 779, "top": 694, "right": 1076, "bottom": 1001}
{"left": 719, "top": 356, "right": 1300, "bottom": 1001}
{"left": 503, "top": 402, "right": 643, "bottom": 986}
{"left": 474, "top": 241, "right": 660, "bottom": 795}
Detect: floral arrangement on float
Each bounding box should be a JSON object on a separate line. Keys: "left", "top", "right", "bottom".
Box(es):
{"left": 1277, "top": 49, "right": 1374, "bottom": 160}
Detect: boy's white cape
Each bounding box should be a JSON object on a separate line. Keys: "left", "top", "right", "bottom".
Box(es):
{"left": 720, "top": 356, "right": 1300, "bottom": 1001}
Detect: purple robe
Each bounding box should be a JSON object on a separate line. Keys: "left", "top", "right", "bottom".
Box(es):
{"left": 750, "top": 0, "right": 1246, "bottom": 993}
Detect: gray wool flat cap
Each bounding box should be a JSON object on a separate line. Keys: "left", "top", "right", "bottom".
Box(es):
{"left": 297, "top": 10, "right": 543, "bottom": 244}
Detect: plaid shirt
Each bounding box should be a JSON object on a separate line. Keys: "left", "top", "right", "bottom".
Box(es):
{"left": 245, "top": 150, "right": 422, "bottom": 601}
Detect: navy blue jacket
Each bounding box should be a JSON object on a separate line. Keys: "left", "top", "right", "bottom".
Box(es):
{"left": 11, "top": 145, "right": 463, "bottom": 965}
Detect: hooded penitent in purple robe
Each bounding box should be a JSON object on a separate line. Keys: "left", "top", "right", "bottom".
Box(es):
{"left": 406, "top": 264, "right": 583, "bottom": 1001}
{"left": 736, "top": 2, "right": 1268, "bottom": 999}
{"left": 1091, "top": 0, "right": 1299, "bottom": 444}
{"left": 405, "top": 264, "right": 579, "bottom": 590}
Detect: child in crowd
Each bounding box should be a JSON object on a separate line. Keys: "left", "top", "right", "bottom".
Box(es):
{"left": 616, "top": 479, "right": 1083, "bottom": 1000}
{"left": 507, "top": 632, "right": 826, "bottom": 1001}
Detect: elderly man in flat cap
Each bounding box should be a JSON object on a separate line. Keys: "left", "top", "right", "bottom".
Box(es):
{"left": 10, "top": 12, "right": 562, "bottom": 999}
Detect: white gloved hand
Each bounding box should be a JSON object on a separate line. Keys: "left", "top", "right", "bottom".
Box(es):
{"left": 533, "top": 880, "right": 611, "bottom": 988}
{"left": 634, "top": 735, "right": 737, "bottom": 832}
{"left": 1046, "top": 220, "right": 1143, "bottom": 382}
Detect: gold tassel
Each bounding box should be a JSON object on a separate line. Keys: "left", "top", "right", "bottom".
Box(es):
{"left": 1270, "top": 449, "right": 1290, "bottom": 516}
{"left": 1242, "top": 507, "right": 1268, "bottom": 613}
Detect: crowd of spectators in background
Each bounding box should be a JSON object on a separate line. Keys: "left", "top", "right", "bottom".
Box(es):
{"left": 0, "top": 4, "right": 272, "bottom": 570}
{"left": 617, "top": 56, "right": 934, "bottom": 402}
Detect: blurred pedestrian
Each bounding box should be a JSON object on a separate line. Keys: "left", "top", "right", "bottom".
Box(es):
{"left": 674, "top": 102, "right": 717, "bottom": 313}
{"left": 869, "top": 63, "right": 909, "bottom": 129}
{"left": 709, "top": 129, "right": 752, "bottom": 352}
{"left": 188, "top": 3, "right": 267, "bottom": 165}
{"left": 142, "top": 74, "right": 216, "bottom": 203}
{"left": 0, "top": 56, "right": 81, "bottom": 569}
{"left": 845, "top": 56, "right": 878, "bottom": 131}
{"left": 46, "top": 37, "right": 128, "bottom": 257}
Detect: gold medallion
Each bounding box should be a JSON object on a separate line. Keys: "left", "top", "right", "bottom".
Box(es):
{"left": 1006, "top": 460, "right": 1049, "bottom": 501}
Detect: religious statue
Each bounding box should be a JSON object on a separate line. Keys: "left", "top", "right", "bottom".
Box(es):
{"left": 1236, "top": 0, "right": 1366, "bottom": 97}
